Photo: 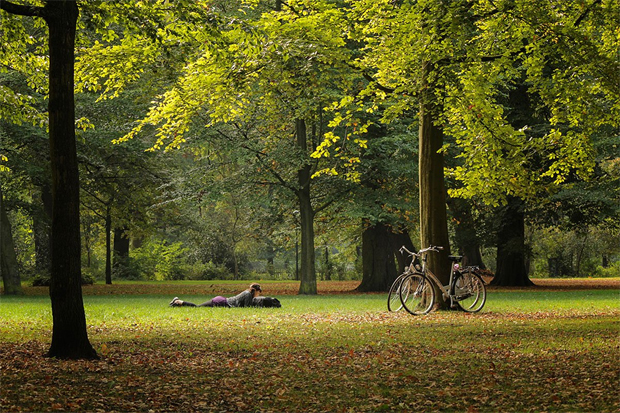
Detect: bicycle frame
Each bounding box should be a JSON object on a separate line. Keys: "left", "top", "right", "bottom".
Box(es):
{"left": 418, "top": 256, "right": 457, "bottom": 303}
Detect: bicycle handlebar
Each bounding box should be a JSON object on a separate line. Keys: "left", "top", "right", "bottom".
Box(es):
{"left": 399, "top": 245, "right": 444, "bottom": 257}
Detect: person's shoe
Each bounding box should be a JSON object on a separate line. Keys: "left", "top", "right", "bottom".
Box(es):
{"left": 169, "top": 297, "right": 180, "bottom": 307}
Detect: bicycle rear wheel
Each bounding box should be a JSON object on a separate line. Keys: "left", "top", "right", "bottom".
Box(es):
{"left": 453, "top": 271, "right": 486, "bottom": 313}
{"left": 400, "top": 273, "right": 435, "bottom": 315}
{"left": 387, "top": 273, "right": 409, "bottom": 312}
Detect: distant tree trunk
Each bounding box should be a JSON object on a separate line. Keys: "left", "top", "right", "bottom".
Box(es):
{"left": 113, "top": 226, "right": 130, "bottom": 278}
{"left": 448, "top": 197, "right": 486, "bottom": 268}
{"left": 113, "top": 227, "right": 130, "bottom": 261}
{"left": 295, "top": 240, "right": 299, "bottom": 280}
{"left": 491, "top": 197, "right": 533, "bottom": 286}
{"left": 602, "top": 255, "right": 609, "bottom": 268}
{"left": 323, "top": 246, "right": 331, "bottom": 281}
{"left": 82, "top": 217, "right": 93, "bottom": 268}
{"left": 105, "top": 208, "right": 112, "bottom": 284}
{"left": 265, "top": 241, "right": 275, "bottom": 276}
{"left": 131, "top": 236, "right": 143, "bottom": 249}
{"left": 574, "top": 230, "right": 588, "bottom": 277}
{"left": 232, "top": 248, "right": 240, "bottom": 280}
{"left": 1, "top": 186, "right": 23, "bottom": 295}
{"left": 357, "top": 222, "right": 398, "bottom": 292}
{"left": 43, "top": 0, "right": 97, "bottom": 359}
{"left": 418, "top": 62, "right": 451, "bottom": 305}
{"left": 296, "top": 119, "right": 317, "bottom": 295}
{"left": 33, "top": 184, "right": 52, "bottom": 275}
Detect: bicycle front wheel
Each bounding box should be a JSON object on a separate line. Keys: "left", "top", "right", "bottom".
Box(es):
{"left": 453, "top": 271, "right": 486, "bottom": 313}
{"left": 387, "top": 273, "right": 409, "bottom": 312}
{"left": 400, "top": 273, "right": 435, "bottom": 315}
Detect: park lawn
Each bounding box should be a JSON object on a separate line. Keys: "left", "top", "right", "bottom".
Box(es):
{"left": 1, "top": 281, "right": 618, "bottom": 412}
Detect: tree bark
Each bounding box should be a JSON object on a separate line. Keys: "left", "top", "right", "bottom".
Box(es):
{"left": 418, "top": 62, "right": 452, "bottom": 300}
{"left": 44, "top": 0, "right": 97, "bottom": 359}
{"left": 113, "top": 226, "right": 130, "bottom": 279}
{"left": 491, "top": 196, "right": 534, "bottom": 286}
{"left": 391, "top": 230, "right": 417, "bottom": 275}
{"left": 323, "top": 246, "right": 331, "bottom": 281}
{"left": 113, "top": 227, "right": 130, "bottom": 261}
{"left": 296, "top": 119, "right": 317, "bottom": 294}
{"left": 357, "top": 222, "right": 399, "bottom": 292}
{"left": 1, "top": 186, "right": 23, "bottom": 295}
{"left": 265, "top": 240, "right": 275, "bottom": 276}
{"left": 105, "top": 208, "right": 112, "bottom": 284}
{"left": 448, "top": 197, "right": 486, "bottom": 268}
{"left": 33, "top": 184, "right": 52, "bottom": 275}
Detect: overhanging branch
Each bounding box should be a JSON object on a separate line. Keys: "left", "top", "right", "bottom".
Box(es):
{"left": 0, "top": 0, "right": 43, "bottom": 17}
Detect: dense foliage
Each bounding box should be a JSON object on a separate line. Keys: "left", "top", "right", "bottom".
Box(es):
{"left": 1, "top": 0, "right": 618, "bottom": 294}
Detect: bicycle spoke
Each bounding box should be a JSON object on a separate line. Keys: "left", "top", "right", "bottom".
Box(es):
{"left": 454, "top": 271, "right": 486, "bottom": 313}
{"left": 400, "top": 273, "right": 435, "bottom": 315}
{"left": 387, "top": 273, "right": 408, "bottom": 312}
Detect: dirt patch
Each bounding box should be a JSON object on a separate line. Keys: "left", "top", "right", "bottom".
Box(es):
{"left": 527, "top": 278, "right": 620, "bottom": 290}
{"left": 15, "top": 278, "right": 618, "bottom": 296}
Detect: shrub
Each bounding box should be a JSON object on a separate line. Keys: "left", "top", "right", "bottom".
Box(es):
{"left": 185, "top": 261, "right": 231, "bottom": 280}
{"left": 31, "top": 273, "right": 94, "bottom": 286}
{"left": 131, "top": 239, "right": 190, "bottom": 281}
{"left": 595, "top": 261, "right": 620, "bottom": 278}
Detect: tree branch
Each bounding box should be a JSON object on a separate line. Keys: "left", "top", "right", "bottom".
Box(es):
{"left": 0, "top": 0, "right": 43, "bottom": 17}
{"left": 361, "top": 72, "right": 396, "bottom": 94}
{"left": 573, "top": 0, "right": 602, "bottom": 27}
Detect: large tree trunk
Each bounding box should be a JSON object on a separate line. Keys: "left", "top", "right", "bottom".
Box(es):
{"left": 491, "top": 196, "right": 533, "bottom": 286}
{"left": 418, "top": 62, "right": 451, "bottom": 303}
{"left": 296, "top": 119, "right": 317, "bottom": 294}
{"left": 44, "top": 1, "right": 97, "bottom": 359}
{"left": 1, "top": 186, "right": 23, "bottom": 295}
{"left": 357, "top": 222, "right": 399, "bottom": 292}
{"left": 391, "top": 229, "right": 416, "bottom": 275}
{"left": 448, "top": 197, "right": 486, "bottom": 268}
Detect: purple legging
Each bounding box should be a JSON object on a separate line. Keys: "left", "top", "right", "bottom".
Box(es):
{"left": 180, "top": 295, "right": 229, "bottom": 307}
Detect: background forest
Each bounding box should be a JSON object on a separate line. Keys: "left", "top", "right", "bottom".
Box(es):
{"left": 1, "top": 0, "right": 619, "bottom": 294}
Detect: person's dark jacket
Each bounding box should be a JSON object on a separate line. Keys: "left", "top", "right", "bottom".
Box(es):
{"left": 226, "top": 290, "right": 253, "bottom": 307}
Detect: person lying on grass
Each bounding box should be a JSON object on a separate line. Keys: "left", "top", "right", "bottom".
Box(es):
{"left": 169, "top": 283, "right": 262, "bottom": 308}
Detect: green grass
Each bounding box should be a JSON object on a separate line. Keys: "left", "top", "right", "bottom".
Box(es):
{"left": 1, "top": 285, "right": 619, "bottom": 412}
{"left": 486, "top": 289, "right": 620, "bottom": 312}
{"left": 1, "top": 289, "right": 618, "bottom": 339}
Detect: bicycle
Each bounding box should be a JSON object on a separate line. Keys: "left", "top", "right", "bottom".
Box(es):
{"left": 393, "top": 245, "right": 487, "bottom": 315}
{"left": 387, "top": 258, "right": 419, "bottom": 312}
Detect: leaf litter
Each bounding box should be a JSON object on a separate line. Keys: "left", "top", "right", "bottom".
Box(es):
{"left": 2, "top": 281, "right": 619, "bottom": 412}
